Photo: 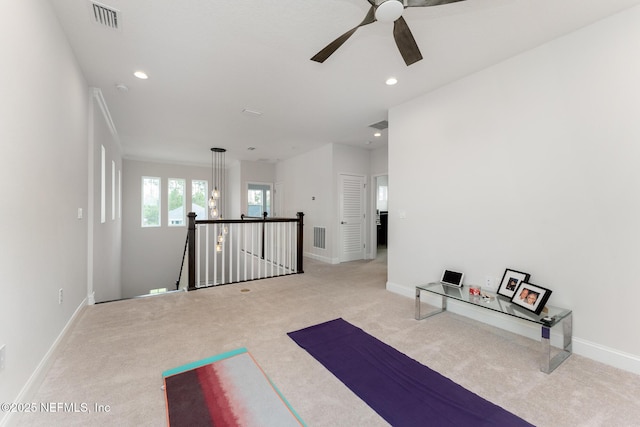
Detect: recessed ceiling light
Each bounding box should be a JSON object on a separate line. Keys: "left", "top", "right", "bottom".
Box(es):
{"left": 374, "top": 132, "right": 381, "bottom": 137}
{"left": 386, "top": 77, "right": 398, "bottom": 86}
{"left": 134, "top": 71, "right": 148, "bottom": 79}
{"left": 115, "top": 83, "right": 129, "bottom": 92}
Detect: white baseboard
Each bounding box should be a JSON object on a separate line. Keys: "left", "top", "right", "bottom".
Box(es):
{"left": 387, "top": 281, "right": 640, "bottom": 375}
{"left": 0, "top": 298, "right": 87, "bottom": 427}
{"left": 304, "top": 252, "right": 339, "bottom": 264}
{"left": 572, "top": 337, "right": 640, "bottom": 376}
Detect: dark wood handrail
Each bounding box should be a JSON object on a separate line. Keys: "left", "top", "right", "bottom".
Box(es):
{"left": 195, "top": 217, "right": 299, "bottom": 224}
{"left": 186, "top": 211, "right": 304, "bottom": 290}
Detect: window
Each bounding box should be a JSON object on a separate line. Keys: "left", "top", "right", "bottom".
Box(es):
{"left": 142, "top": 177, "right": 161, "bottom": 227}
{"left": 192, "top": 180, "right": 208, "bottom": 220}
{"left": 101, "top": 145, "right": 106, "bottom": 223}
{"left": 378, "top": 185, "right": 388, "bottom": 203}
{"left": 112, "top": 160, "right": 116, "bottom": 220}
{"left": 168, "top": 178, "right": 186, "bottom": 226}
{"left": 248, "top": 183, "right": 271, "bottom": 217}
{"left": 118, "top": 169, "right": 122, "bottom": 218}
{"left": 378, "top": 185, "right": 388, "bottom": 212}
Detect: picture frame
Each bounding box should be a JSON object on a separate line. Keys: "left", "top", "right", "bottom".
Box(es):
{"left": 497, "top": 269, "right": 531, "bottom": 299}
{"left": 510, "top": 282, "right": 552, "bottom": 315}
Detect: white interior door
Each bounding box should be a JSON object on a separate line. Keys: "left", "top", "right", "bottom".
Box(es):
{"left": 339, "top": 174, "right": 365, "bottom": 262}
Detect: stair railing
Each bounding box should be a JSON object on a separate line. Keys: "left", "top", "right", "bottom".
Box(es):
{"left": 183, "top": 212, "right": 304, "bottom": 291}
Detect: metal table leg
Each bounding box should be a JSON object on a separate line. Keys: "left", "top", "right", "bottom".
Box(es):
{"left": 415, "top": 287, "right": 447, "bottom": 320}
{"left": 540, "top": 312, "right": 573, "bottom": 373}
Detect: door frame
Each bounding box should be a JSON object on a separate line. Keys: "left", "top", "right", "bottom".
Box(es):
{"left": 370, "top": 173, "right": 388, "bottom": 260}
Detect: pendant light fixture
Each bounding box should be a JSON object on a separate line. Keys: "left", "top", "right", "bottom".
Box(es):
{"left": 208, "top": 148, "right": 226, "bottom": 252}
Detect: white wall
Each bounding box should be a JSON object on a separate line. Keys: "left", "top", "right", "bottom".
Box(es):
{"left": 274, "top": 143, "right": 377, "bottom": 263}
{"left": 276, "top": 144, "right": 334, "bottom": 262}
{"left": 121, "top": 160, "right": 212, "bottom": 298}
{"left": 0, "top": 0, "right": 90, "bottom": 415}
{"left": 370, "top": 144, "right": 389, "bottom": 177}
{"left": 228, "top": 161, "right": 241, "bottom": 219}
{"left": 388, "top": 5, "right": 640, "bottom": 372}
{"left": 90, "top": 92, "right": 122, "bottom": 303}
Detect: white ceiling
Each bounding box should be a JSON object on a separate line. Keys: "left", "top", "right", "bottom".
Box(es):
{"left": 50, "top": 0, "right": 640, "bottom": 166}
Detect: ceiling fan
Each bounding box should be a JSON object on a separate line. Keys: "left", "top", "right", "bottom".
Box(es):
{"left": 311, "top": 0, "right": 466, "bottom": 66}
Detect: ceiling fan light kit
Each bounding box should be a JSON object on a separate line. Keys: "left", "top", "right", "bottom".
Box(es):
{"left": 375, "top": 0, "right": 404, "bottom": 22}
{"left": 311, "top": 0, "right": 466, "bottom": 66}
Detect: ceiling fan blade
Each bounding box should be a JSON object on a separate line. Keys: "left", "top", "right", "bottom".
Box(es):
{"left": 393, "top": 16, "right": 422, "bottom": 66}
{"left": 406, "top": 0, "right": 466, "bottom": 7}
{"left": 311, "top": 6, "right": 377, "bottom": 63}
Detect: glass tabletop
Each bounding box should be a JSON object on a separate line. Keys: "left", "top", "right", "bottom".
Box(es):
{"left": 416, "top": 283, "right": 571, "bottom": 327}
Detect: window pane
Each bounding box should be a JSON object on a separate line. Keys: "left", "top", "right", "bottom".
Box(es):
{"left": 378, "top": 185, "right": 388, "bottom": 202}
{"left": 192, "top": 180, "right": 208, "bottom": 220}
{"left": 248, "top": 189, "right": 262, "bottom": 216}
{"left": 112, "top": 160, "right": 116, "bottom": 221}
{"left": 248, "top": 189, "right": 262, "bottom": 204}
{"left": 118, "top": 169, "right": 122, "bottom": 218}
{"left": 168, "top": 178, "right": 185, "bottom": 226}
{"left": 101, "top": 145, "right": 106, "bottom": 223}
{"left": 142, "top": 177, "right": 161, "bottom": 227}
{"left": 247, "top": 184, "right": 271, "bottom": 217}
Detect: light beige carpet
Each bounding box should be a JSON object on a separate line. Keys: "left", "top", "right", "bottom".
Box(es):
{"left": 11, "top": 253, "right": 640, "bottom": 426}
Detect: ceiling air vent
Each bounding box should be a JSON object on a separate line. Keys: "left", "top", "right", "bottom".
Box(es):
{"left": 369, "top": 120, "right": 389, "bottom": 130}
{"left": 89, "top": 1, "right": 120, "bottom": 30}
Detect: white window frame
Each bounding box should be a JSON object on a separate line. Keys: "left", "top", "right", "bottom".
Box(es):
{"left": 111, "top": 160, "right": 116, "bottom": 221}
{"left": 101, "top": 145, "right": 106, "bottom": 224}
{"left": 118, "top": 169, "right": 122, "bottom": 219}
{"left": 167, "top": 178, "right": 186, "bottom": 227}
{"left": 141, "top": 176, "right": 161, "bottom": 227}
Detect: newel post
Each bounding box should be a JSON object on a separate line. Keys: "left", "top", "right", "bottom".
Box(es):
{"left": 296, "top": 212, "right": 304, "bottom": 273}
{"left": 187, "top": 212, "right": 197, "bottom": 291}
{"left": 261, "top": 211, "right": 267, "bottom": 259}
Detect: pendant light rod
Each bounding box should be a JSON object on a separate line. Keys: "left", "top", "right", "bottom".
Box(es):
{"left": 209, "top": 147, "right": 226, "bottom": 220}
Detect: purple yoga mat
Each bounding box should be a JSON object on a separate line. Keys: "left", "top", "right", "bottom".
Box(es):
{"left": 288, "top": 318, "right": 533, "bottom": 427}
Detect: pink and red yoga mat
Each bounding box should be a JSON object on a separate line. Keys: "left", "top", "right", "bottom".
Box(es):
{"left": 162, "top": 348, "right": 304, "bottom": 427}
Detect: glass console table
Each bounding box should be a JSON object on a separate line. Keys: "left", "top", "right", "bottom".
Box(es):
{"left": 415, "top": 283, "right": 572, "bottom": 374}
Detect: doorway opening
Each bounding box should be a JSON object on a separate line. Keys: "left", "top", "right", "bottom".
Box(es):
{"left": 375, "top": 175, "right": 388, "bottom": 249}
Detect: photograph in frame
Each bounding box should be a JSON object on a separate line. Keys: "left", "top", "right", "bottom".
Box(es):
{"left": 497, "top": 269, "right": 531, "bottom": 299}
{"left": 510, "top": 282, "right": 552, "bottom": 315}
